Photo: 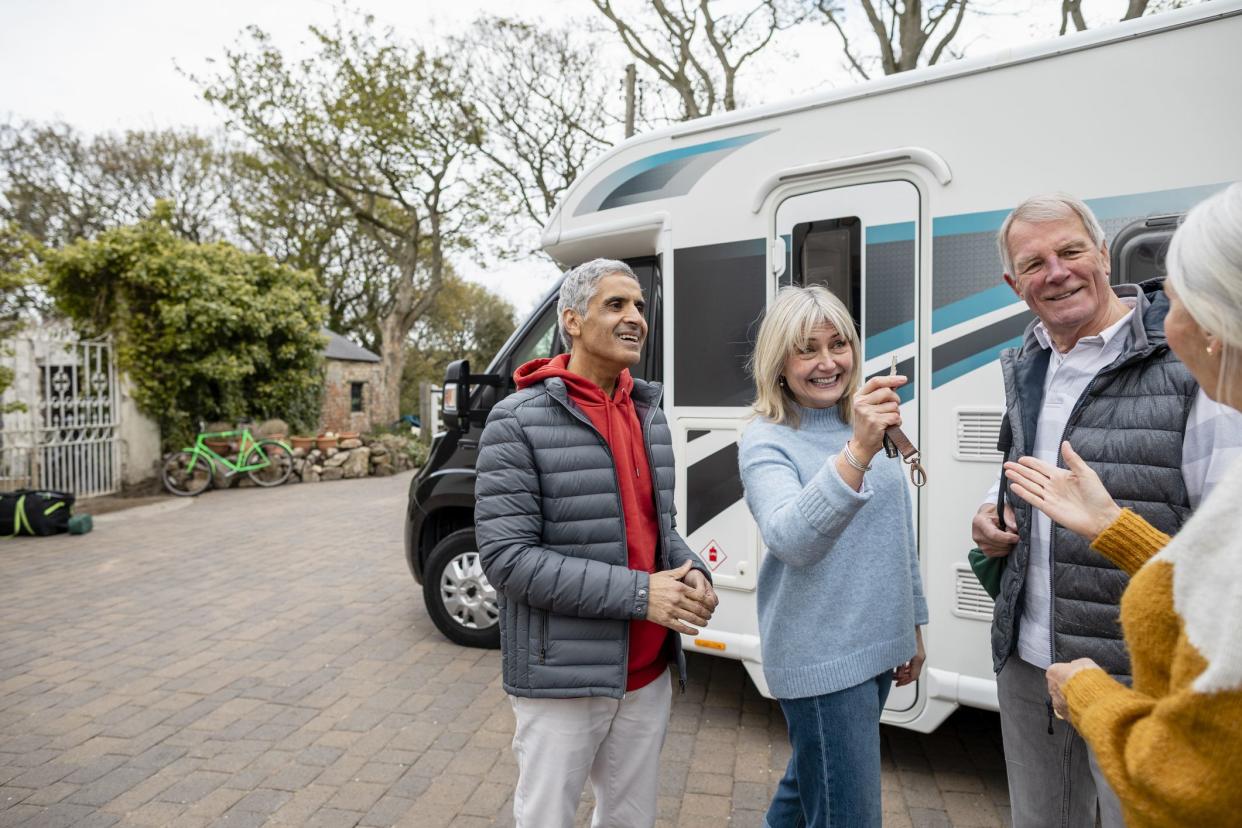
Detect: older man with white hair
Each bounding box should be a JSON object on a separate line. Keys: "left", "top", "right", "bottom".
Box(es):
{"left": 475, "top": 258, "right": 717, "bottom": 828}
{"left": 971, "top": 192, "right": 1242, "bottom": 827}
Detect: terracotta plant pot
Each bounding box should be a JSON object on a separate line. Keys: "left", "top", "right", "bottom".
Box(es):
{"left": 338, "top": 431, "right": 360, "bottom": 441}
{"left": 204, "top": 438, "right": 233, "bottom": 454}
{"left": 316, "top": 435, "right": 338, "bottom": 451}
{"left": 291, "top": 436, "right": 315, "bottom": 452}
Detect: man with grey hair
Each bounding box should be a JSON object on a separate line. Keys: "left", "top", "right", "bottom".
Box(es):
{"left": 475, "top": 258, "right": 717, "bottom": 827}
{"left": 971, "top": 193, "right": 1242, "bottom": 827}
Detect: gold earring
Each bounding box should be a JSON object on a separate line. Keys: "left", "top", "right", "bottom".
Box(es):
{"left": 1207, "top": 345, "right": 1215, "bottom": 356}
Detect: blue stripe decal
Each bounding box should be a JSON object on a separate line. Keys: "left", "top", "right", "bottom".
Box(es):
{"left": 932, "top": 183, "right": 1228, "bottom": 239}
{"left": 865, "top": 321, "right": 914, "bottom": 354}
{"left": 1083, "top": 184, "right": 1226, "bottom": 222}
{"left": 932, "top": 336, "right": 1023, "bottom": 388}
{"left": 867, "top": 221, "right": 915, "bottom": 244}
{"left": 932, "top": 208, "right": 1011, "bottom": 238}
{"left": 575, "top": 131, "right": 774, "bottom": 216}
{"left": 928, "top": 182, "right": 1229, "bottom": 358}
{"left": 932, "top": 284, "right": 1022, "bottom": 332}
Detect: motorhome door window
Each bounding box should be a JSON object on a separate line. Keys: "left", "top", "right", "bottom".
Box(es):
{"left": 792, "top": 216, "right": 861, "bottom": 322}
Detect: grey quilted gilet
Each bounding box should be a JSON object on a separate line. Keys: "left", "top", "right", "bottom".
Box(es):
{"left": 992, "top": 282, "right": 1197, "bottom": 681}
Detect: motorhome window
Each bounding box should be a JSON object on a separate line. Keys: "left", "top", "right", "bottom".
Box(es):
{"left": 511, "top": 303, "right": 558, "bottom": 367}
{"left": 673, "top": 239, "right": 765, "bottom": 407}
{"left": 1113, "top": 233, "right": 1171, "bottom": 285}
{"left": 792, "top": 217, "right": 861, "bottom": 321}
{"left": 624, "top": 256, "right": 660, "bottom": 382}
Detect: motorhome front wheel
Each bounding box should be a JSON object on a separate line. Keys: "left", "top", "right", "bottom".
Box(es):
{"left": 422, "top": 529, "right": 501, "bottom": 649}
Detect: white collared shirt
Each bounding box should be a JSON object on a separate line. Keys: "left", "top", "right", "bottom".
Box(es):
{"left": 983, "top": 297, "right": 1242, "bottom": 668}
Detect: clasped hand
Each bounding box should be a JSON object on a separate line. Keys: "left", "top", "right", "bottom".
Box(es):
{"left": 646, "top": 560, "right": 718, "bottom": 636}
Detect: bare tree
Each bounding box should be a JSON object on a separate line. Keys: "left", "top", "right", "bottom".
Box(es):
{"left": 588, "top": 0, "right": 803, "bottom": 120}
{"left": 0, "top": 121, "right": 233, "bottom": 247}
{"left": 1060, "top": 0, "right": 1167, "bottom": 35}
{"left": 456, "top": 17, "right": 616, "bottom": 252}
{"left": 815, "top": 0, "right": 970, "bottom": 79}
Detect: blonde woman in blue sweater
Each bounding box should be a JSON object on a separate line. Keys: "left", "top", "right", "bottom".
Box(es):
{"left": 740, "top": 285, "right": 929, "bottom": 828}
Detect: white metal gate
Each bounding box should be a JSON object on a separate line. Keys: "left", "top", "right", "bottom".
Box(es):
{"left": 0, "top": 330, "right": 121, "bottom": 498}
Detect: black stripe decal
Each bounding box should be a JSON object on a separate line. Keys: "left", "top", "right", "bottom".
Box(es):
{"left": 931, "top": 311, "right": 1032, "bottom": 373}
{"left": 687, "top": 429, "right": 709, "bottom": 442}
{"left": 687, "top": 442, "right": 743, "bottom": 536}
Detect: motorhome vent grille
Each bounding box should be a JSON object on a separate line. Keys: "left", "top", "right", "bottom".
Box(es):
{"left": 955, "top": 408, "right": 1004, "bottom": 462}
{"left": 953, "top": 564, "right": 995, "bottom": 621}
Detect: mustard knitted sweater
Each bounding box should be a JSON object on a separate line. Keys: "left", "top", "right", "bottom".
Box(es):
{"left": 1064, "top": 456, "right": 1242, "bottom": 828}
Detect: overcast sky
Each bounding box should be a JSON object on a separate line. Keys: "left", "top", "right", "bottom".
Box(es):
{"left": 0, "top": 0, "right": 1176, "bottom": 315}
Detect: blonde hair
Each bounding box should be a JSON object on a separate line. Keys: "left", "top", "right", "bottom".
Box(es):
{"left": 1166, "top": 182, "right": 1242, "bottom": 407}
{"left": 749, "top": 284, "right": 861, "bottom": 428}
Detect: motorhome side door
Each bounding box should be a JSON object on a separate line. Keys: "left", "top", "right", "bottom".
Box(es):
{"left": 774, "top": 179, "right": 923, "bottom": 714}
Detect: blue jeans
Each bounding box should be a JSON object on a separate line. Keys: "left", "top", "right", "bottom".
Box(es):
{"left": 764, "top": 671, "right": 893, "bottom": 828}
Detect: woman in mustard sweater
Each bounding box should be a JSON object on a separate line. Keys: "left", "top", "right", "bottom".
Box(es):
{"left": 1002, "top": 183, "right": 1242, "bottom": 828}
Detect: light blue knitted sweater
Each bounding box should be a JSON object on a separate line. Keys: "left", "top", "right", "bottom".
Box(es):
{"left": 739, "top": 404, "right": 929, "bottom": 699}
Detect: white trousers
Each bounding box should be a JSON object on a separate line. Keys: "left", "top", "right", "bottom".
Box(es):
{"left": 509, "top": 672, "right": 673, "bottom": 828}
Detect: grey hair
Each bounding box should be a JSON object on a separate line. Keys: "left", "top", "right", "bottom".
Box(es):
{"left": 1166, "top": 182, "right": 1242, "bottom": 406}
{"left": 997, "top": 192, "right": 1107, "bottom": 277}
{"left": 557, "top": 258, "right": 639, "bottom": 349}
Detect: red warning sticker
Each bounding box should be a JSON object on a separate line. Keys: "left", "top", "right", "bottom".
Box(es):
{"left": 699, "top": 539, "right": 728, "bottom": 571}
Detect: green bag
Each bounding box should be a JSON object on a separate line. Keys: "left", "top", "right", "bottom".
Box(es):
{"left": 970, "top": 431, "right": 1012, "bottom": 601}
{"left": 968, "top": 548, "right": 1006, "bottom": 600}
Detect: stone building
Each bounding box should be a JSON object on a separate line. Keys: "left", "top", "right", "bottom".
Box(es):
{"left": 319, "top": 330, "right": 385, "bottom": 434}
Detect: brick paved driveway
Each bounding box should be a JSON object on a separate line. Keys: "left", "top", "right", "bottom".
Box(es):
{"left": 1, "top": 473, "right": 1011, "bottom": 827}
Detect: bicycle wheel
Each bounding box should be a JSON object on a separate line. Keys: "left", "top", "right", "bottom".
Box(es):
{"left": 246, "top": 440, "right": 293, "bottom": 487}
{"left": 162, "top": 451, "right": 212, "bottom": 497}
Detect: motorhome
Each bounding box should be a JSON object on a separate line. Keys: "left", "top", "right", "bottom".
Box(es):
{"left": 404, "top": 2, "right": 1242, "bottom": 732}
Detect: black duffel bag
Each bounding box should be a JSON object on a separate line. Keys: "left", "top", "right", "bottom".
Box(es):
{"left": 1, "top": 489, "right": 76, "bottom": 537}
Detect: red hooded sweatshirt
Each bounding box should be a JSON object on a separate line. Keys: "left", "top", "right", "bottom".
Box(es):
{"left": 515, "top": 354, "right": 668, "bottom": 691}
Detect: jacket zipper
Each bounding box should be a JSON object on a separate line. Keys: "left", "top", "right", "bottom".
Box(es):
{"left": 539, "top": 610, "right": 548, "bottom": 664}
{"left": 1045, "top": 369, "right": 1105, "bottom": 734}
{"left": 636, "top": 396, "right": 689, "bottom": 694}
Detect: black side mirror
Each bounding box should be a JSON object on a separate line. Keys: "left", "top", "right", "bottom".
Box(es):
{"left": 442, "top": 359, "right": 471, "bottom": 434}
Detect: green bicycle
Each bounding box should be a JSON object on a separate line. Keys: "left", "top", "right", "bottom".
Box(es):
{"left": 162, "top": 425, "right": 293, "bottom": 497}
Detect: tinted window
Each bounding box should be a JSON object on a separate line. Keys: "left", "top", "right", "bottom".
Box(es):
{"left": 792, "top": 216, "right": 861, "bottom": 322}
{"left": 673, "top": 240, "right": 765, "bottom": 407}
{"left": 511, "top": 303, "right": 559, "bottom": 367}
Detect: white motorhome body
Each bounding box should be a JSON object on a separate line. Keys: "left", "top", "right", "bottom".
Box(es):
{"left": 537, "top": 3, "right": 1242, "bottom": 732}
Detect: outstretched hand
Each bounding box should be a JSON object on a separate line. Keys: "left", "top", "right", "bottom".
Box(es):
{"left": 1004, "top": 441, "right": 1121, "bottom": 542}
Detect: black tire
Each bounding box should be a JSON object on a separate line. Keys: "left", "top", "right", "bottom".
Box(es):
{"left": 162, "top": 451, "right": 212, "bottom": 497}
{"left": 246, "top": 441, "right": 293, "bottom": 487}
{"left": 422, "top": 529, "right": 501, "bottom": 649}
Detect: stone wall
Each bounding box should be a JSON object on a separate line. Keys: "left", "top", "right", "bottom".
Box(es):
{"left": 319, "top": 359, "right": 386, "bottom": 434}
{"left": 291, "top": 434, "right": 414, "bottom": 484}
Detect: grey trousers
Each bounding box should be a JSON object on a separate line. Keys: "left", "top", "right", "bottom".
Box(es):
{"left": 997, "top": 656, "right": 1126, "bottom": 828}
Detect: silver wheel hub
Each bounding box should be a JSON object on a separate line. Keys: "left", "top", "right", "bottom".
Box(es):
{"left": 440, "top": 551, "right": 499, "bottom": 630}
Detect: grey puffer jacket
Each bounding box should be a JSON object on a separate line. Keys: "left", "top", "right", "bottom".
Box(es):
{"left": 992, "top": 281, "right": 1197, "bottom": 680}
{"left": 474, "top": 374, "right": 710, "bottom": 699}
